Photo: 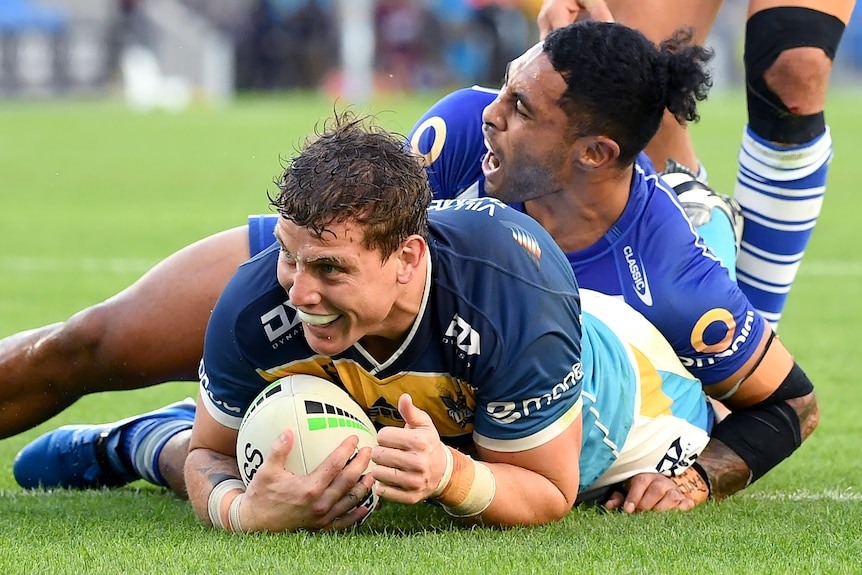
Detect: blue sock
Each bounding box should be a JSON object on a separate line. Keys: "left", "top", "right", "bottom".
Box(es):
{"left": 118, "top": 418, "right": 193, "bottom": 487}
{"left": 734, "top": 125, "right": 832, "bottom": 330}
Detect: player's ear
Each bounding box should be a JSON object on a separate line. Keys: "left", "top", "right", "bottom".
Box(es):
{"left": 395, "top": 235, "right": 426, "bottom": 284}
{"left": 574, "top": 135, "right": 620, "bottom": 170}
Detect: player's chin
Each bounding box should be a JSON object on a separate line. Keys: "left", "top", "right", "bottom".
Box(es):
{"left": 303, "top": 323, "right": 352, "bottom": 354}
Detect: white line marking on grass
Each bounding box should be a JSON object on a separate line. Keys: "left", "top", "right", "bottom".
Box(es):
{"left": 742, "top": 489, "right": 862, "bottom": 502}
{"left": 1, "top": 256, "right": 158, "bottom": 275}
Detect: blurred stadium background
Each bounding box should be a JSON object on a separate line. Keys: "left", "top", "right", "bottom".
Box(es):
{"left": 3, "top": 0, "right": 862, "bottom": 108}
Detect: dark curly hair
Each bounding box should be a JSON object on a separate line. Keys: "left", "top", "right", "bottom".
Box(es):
{"left": 543, "top": 21, "right": 713, "bottom": 166}
{"left": 270, "top": 110, "right": 433, "bottom": 258}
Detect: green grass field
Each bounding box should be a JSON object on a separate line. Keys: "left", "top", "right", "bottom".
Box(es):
{"left": 1, "top": 90, "right": 861, "bottom": 574}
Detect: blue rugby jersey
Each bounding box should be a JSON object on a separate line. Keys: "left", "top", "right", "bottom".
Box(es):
{"left": 406, "top": 86, "right": 766, "bottom": 386}
{"left": 237, "top": 199, "right": 711, "bottom": 489}
{"left": 205, "top": 198, "right": 585, "bottom": 456}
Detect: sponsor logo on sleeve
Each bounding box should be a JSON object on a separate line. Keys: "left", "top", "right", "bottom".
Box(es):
{"left": 485, "top": 362, "right": 583, "bottom": 424}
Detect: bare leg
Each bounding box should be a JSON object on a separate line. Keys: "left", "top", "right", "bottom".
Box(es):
{"left": 606, "top": 0, "right": 725, "bottom": 171}
{"left": 159, "top": 429, "right": 192, "bottom": 498}
{"left": 0, "top": 227, "right": 250, "bottom": 439}
{"left": 733, "top": 0, "right": 853, "bottom": 327}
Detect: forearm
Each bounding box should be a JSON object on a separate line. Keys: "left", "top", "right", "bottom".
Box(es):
{"left": 433, "top": 446, "right": 576, "bottom": 527}
{"left": 699, "top": 390, "right": 819, "bottom": 499}
{"left": 471, "top": 460, "right": 575, "bottom": 526}
{"left": 185, "top": 447, "right": 245, "bottom": 530}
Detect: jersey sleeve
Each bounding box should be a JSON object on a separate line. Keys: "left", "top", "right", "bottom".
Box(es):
{"left": 198, "top": 248, "right": 288, "bottom": 429}
{"left": 632, "top": 183, "right": 768, "bottom": 385}
{"left": 430, "top": 201, "right": 585, "bottom": 453}
{"left": 472, "top": 329, "right": 584, "bottom": 454}
{"left": 408, "top": 86, "right": 498, "bottom": 199}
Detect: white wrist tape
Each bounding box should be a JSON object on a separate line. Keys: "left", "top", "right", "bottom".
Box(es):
{"left": 442, "top": 460, "right": 496, "bottom": 518}
{"left": 207, "top": 478, "right": 246, "bottom": 531}
{"left": 434, "top": 448, "right": 496, "bottom": 518}
{"left": 428, "top": 445, "right": 454, "bottom": 499}
{"left": 228, "top": 493, "right": 245, "bottom": 533}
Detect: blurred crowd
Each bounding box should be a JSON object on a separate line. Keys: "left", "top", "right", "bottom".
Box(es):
{"left": 185, "top": 0, "right": 541, "bottom": 92}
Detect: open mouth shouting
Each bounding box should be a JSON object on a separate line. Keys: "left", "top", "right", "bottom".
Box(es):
{"left": 482, "top": 139, "right": 501, "bottom": 185}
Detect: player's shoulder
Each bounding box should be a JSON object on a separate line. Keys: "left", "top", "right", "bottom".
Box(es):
{"left": 210, "top": 244, "right": 286, "bottom": 333}
{"left": 410, "top": 85, "right": 499, "bottom": 136}
{"left": 429, "top": 198, "right": 555, "bottom": 256}
{"left": 428, "top": 198, "right": 578, "bottom": 295}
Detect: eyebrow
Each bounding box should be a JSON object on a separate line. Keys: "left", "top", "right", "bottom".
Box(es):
{"left": 273, "top": 228, "right": 348, "bottom": 266}
{"left": 305, "top": 255, "right": 347, "bottom": 266}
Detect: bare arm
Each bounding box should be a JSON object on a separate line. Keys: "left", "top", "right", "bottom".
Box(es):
{"left": 696, "top": 323, "right": 818, "bottom": 499}
{"left": 0, "top": 226, "right": 249, "bottom": 439}
{"left": 185, "top": 396, "right": 374, "bottom": 533}
{"left": 607, "top": 320, "right": 819, "bottom": 511}
{"left": 372, "top": 394, "right": 582, "bottom": 527}
{"left": 537, "top": 0, "right": 614, "bottom": 39}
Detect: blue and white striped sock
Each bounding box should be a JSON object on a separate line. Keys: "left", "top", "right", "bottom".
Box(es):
{"left": 120, "top": 417, "right": 193, "bottom": 487}
{"left": 734, "top": 125, "right": 832, "bottom": 330}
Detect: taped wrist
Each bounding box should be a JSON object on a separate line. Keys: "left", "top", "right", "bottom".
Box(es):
{"left": 710, "top": 402, "right": 802, "bottom": 483}
{"left": 434, "top": 447, "right": 496, "bottom": 518}
{"left": 207, "top": 478, "right": 246, "bottom": 532}
{"left": 428, "top": 444, "right": 454, "bottom": 499}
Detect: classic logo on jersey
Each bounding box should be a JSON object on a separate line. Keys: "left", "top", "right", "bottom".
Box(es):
{"left": 260, "top": 300, "right": 302, "bottom": 347}
{"left": 444, "top": 314, "right": 481, "bottom": 356}
{"left": 441, "top": 389, "right": 474, "bottom": 428}
{"left": 680, "top": 309, "right": 755, "bottom": 368}
{"left": 504, "top": 222, "right": 541, "bottom": 269}
{"left": 623, "top": 245, "right": 653, "bottom": 306}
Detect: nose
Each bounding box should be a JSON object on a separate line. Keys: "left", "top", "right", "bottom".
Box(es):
{"left": 285, "top": 267, "right": 321, "bottom": 307}
{"left": 481, "top": 97, "right": 503, "bottom": 133}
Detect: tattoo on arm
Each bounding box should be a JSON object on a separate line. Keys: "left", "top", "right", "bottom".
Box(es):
{"left": 702, "top": 391, "right": 819, "bottom": 499}
{"left": 198, "top": 450, "right": 242, "bottom": 489}
{"left": 671, "top": 466, "right": 710, "bottom": 505}
{"left": 695, "top": 439, "right": 753, "bottom": 500}
{"left": 788, "top": 392, "right": 819, "bottom": 441}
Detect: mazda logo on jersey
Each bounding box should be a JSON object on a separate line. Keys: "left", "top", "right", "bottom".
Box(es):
{"left": 261, "top": 300, "right": 302, "bottom": 343}
{"left": 443, "top": 314, "right": 481, "bottom": 355}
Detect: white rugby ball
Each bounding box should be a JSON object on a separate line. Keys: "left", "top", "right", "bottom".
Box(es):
{"left": 236, "top": 374, "right": 379, "bottom": 518}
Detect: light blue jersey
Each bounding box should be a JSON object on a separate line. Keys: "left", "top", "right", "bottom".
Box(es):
{"left": 408, "top": 87, "right": 766, "bottom": 387}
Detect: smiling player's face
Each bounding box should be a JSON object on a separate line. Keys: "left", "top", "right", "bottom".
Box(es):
{"left": 481, "top": 43, "right": 576, "bottom": 204}
{"left": 274, "top": 217, "right": 403, "bottom": 356}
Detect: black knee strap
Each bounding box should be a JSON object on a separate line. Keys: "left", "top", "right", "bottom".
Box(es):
{"left": 745, "top": 7, "right": 845, "bottom": 143}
